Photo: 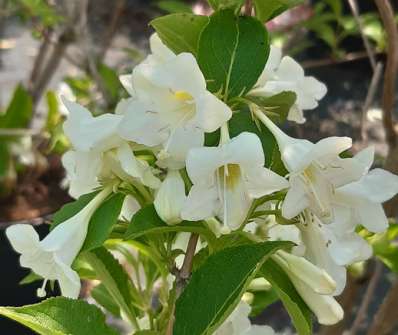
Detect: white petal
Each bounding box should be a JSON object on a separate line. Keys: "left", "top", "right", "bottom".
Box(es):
{"left": 287, "top": 105, "right": 306, "bottom": 124}
{"left": 119, "top": 74, "right": 135, "bottom": 96}
{"left": 118, "top": 99, "right": 169, "bottom": 147}
{"left": 145, "top": 53, "right": 206, "bottom": 97}
{"left": 357, "top": 202, "right": 388, "bottom": 233}
{"left": 149, "top": 33, "right": 175, "bottom": 62}
{"left": 282, "top": 177, "right": 310, "bottom": 219}
{"left": 6, "top": 224, "right": 40, "bottom": 254}
{"left": 354, "top": 146, "right": 375, "bottom": 173}
{"left": 154, "top": 170, "right": 187, "bottom": 225}
{"left": 246, "top": 166, "right": 288, "bottom": 198}
{"left": 275, "top": 56, "right": 305, "bottom": 81}
{"left": 193, "top": 91, "right": 232, "bottom": 132}
{"left": 62, "top": 150, "right": 102, "bottom": 198}
{"left": 55, "top": 256, "right": 81, "bottom": 298}
{"left": 299, "top": 220, "right": 347, "bottom": 295}
{"left": 117, "top": 142, "right": 160, "bottom": 189}
{"left": 309, "top": 136, "right": 352, "bottom": 163}
{"left": 62, "top": 99, "right": 122, "bottom": 152}
{"left": 245, "top": 325, "right": 275, "bottom": 335}
{"left": 157, "top": 126, "right": 204, "bottom": 170}
{"left": 292, "top": 278, "right": 344, "bottom": 325}
{"left": 186, "top": 146, "right": 224, "bottom": 185}
{"left": 181, "top": 183, "right": 220, "bottom": 221}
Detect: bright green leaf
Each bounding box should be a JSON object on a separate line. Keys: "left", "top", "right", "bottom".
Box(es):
{"left": 91, "top": 283, "right": 121, "bottom": 317}
{"left": 249, "top": 289, "right": 279, "bottom": 316}
{"left": 198, "top": 9, "right": 269, "bottom": 100}
{"left": 0, "top": 297, "right": 117, "bottom": 335}
{"left": 260, "top": 259, "right": 313, "bottom": 335}
{"left": 19, "top": 271, "right": 42, "bottom": 285}
{"left": 0, "top": 84, "right": 32, "bottom": 129}
{"left": 82, "top": 247, "right": 140, "bottom": 327}
{"left": 150, "top": 13, "right": 209, "bottom": 55}
{"left": 253, "top": 0, "right": 304, "bottom": 22}
{"left": 173, "top": 241, "right": 291, "bottom": 335}
{"left": 82, "top": 193, "right": 125, "bottom": 252}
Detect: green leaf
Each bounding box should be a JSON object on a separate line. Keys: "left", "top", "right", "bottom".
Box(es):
{"left": 82, "top": 247, "right": 139, "bottom": 327}
{"left": 124, "top": 204, "right": 217, "bottom": 246}
{"left": 91, "top": 283, "right": 121, "bottom": 317}
{"left": 98, "top": 63, "right": 123, "bottom": 102}
{"left": 208, "top": 0, "right": 245, "bottom": 10}
{"left": 253, "top": 0, "right": 304, "bottom": 22}
{"left": 198, "top": 10, "right": 269, "bottom": 99}
{"left": 249, "top": 289, "right": 279, "bottom": 316}
{"left": 150, "top": 13, "right": 209, "bottom": 55}
{"left": 45, "top": 91, "right": 60, "bottom": 130}
{"left": 82, "top": 193, "right": 125, "bottom": 252}
{"left": 369, "top": 224, "right": 398, "bottom": 273}
{"left": 50, "top": 191, "right": 99, "bottom": 230}
{"left": 19, "top": 271, "right": 42, "bottom": 285}
{"left": 173, "top": 241, "right": 291, "bottom": 335}
{"left": 205, "top": 110, "right": 286, "bottom": 174}
{"left": 0, "top": 297, "right": 117, "bottom": 335}
{"left": 157, "top": 0, "right": 193, "bottom": 13}
{"left": 247, "top": 91, "right": 297, "bottom": 123}
{"left": 260, "top": 259, "right": 313, "bottom": 335}
{"left": 0, "top": 84, "right": 32, "bottom": 129}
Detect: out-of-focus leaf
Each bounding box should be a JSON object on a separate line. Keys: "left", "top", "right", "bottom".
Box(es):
{"left": 253, "top": 0, "right": 304, "bottom": 23}
{"left": 0, "top": 84, "right": 32, "bottom": 129}
{"left": 157, "top": 0, "right": 193, "bottom": 13}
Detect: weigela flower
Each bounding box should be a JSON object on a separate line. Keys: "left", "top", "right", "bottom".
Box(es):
{"left": 6, "top": 185, "right": 113, "bottom": 298}
{"left": 62, "top": 99, "right": 160, "bottom": 198}
{"left": 181, "top": 132, "right": 288, "bottom": 230}
{"left": 215, "top": 301, "right": 275, "bottom": 335}
{"left": 332, "top": 147, "right": 398, "bottom": 233}
{"left": 118, "top": 33, "right": 232, "bottom": 168}
{"left": 255, "top": 111, "right": 365, "bottom": 222}
{"left": 251, "top": 46, "right": 327, "bottom": 124}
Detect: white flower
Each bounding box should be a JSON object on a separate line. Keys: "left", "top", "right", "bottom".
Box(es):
{"left": 118, "top": 34, "right": 232, "bottom": 168}
{"left": 332, "top": 147, "right": 398, "bottom": 233}
{"left": 181, "top": 132, "right": 289, "bottom": 230}
{"left": 215, "top": 301, "right": 275, "bottom": 335}
{"left": 254, "top": 111, "right": 365, "bottom": 222}
{"left": 251, "top": 46, "right": 327, "bottom": 124}
{"left": 62, "top": 99, "right": 160, "bottom": 198}
{"left": 272, "top": 251, "right": 343, "bottom": 325}
{"left": 154, "top": 170, "right": 187, "bottom": 225}
{"left": 6, "top": 185, "right": 113, "bottom": 298}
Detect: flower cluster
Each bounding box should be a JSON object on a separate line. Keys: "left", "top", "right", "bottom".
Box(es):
{"left": 6, "top": 32, "right": 398, "bottom": 334}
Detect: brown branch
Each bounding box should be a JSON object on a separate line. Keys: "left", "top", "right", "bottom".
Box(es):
{"left": 166, "top": 233, "right": 199, "bottom": 335}
{"left": 367, "top": 279, "right": 398, "bottom": 335}
{"left": 28, "top": 30, "right": 53, "bottom": 92}
{"left": 349, "top": 261, "right": 383, "bottom": 335}
{"left": 244, "top": 0, "right": 253, "bottom": 16}
{"left": 360, "top": 62, "right": 384, "bottom": 142}
{"left": 375, "top": 0, "right": 398, "bottom": 149}
{"left": 30, "top": 29, "right": 74, "bottom": 108}
{"left": 347, "top": 0, "right": 377, "bottom": 70}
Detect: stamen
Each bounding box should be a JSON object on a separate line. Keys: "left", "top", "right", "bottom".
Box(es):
{"left": 37, "top": 279, "right": 48, "bottom": 298}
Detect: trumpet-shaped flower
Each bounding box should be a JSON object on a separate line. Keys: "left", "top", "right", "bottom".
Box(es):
{"left": 181, "top": 132, "right": 288, "bottom": 230}
{"left": 6, "top": 185, "right": 113, "bottom": 298}
{"left": 118, "top": 34, "right": 232, "bottom": 167}
{"left": 332, "top": 147, "right": 398, "bottom": 233}
{"left": 251, "top": 46, "right": 327, "bottom": 124}
{"left": 215, "top": 301, "right": 275, "bottom": 335}
{"left": 154, "top": 170, "right": 187, "bottom": 225}
{"left": 254, "top": 111, "right": 365, "bottom": 221}
{"left": 62, "top": 99, "right": 160, "bottom": 198}
{"left": 272, "top": 251, "right": 343, "bottom": 325}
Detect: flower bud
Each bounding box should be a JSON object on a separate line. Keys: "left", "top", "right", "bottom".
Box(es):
{"left": 154, "top": 170, "right": 186, "bottom": 225}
